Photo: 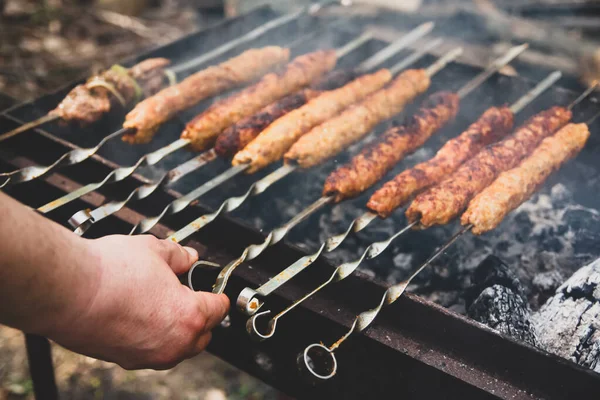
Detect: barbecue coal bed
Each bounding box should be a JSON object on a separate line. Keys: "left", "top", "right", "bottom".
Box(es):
{"left": 2, "top": 3, "right": 600, "bottom": 399}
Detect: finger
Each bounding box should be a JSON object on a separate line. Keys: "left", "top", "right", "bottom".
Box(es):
{"left": 194, "top": 292, "right": 230, "bottom": 332}
{"left": 157, "top": 239, "right": 199, "bottom": 275}
{"left": 187, "top": 332, "right": 212, "bottom": 359}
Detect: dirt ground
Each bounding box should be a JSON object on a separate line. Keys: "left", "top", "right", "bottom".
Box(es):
{"left": 0, "top": 1, "right": 281, "bottom": 399}
{"left": 0, "top": 326, "right": 279, "bottom": 399}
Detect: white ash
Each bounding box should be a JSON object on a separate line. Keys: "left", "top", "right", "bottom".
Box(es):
{"left": 532, "top": 258, "right": 600, "bottom": 373}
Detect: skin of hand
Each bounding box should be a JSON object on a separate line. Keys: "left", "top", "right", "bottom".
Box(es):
{"left": 49, "top": 235, "right": 230, "bottom": 370}
{"left": 0, "top": 192, "right": 229, "bottom": 370}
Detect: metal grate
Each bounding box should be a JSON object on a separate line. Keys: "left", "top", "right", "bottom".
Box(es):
{"left": 2, "top": 3, "right": 600, "bottom": 399}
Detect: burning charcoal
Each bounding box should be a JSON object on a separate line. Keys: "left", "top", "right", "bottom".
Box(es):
{"left": 532, "top": 269, "right": 565, "bottom": 307}
{"left": 562, "top": 208, "right": 600, "bottom": 255}
{"left": 465, "top": 255, "right": 524, "bottom": 302}
{"left": 532, "top": 257, "right": 600, "bottom": 373}
{"left": 466, "top": 255, "right": 538, "bottom": 346}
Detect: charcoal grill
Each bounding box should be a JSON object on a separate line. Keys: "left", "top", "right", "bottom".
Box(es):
{"left": 2, "top": 3, "right": 600, "bottom": 399}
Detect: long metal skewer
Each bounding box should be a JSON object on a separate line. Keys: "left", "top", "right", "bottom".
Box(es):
{"left": 327, "top": 77, "right": 591, "bottom": 247}
{"left": 298, "top": 224, "right": 473, "bottom": 381}
{"left": 0, "top": 114, "right": 60, "bottom": 143}
{"left": 165, "top": 41, "right": 450, "bottom": 242}
{"left": 0, "top": 128, "right": 127, "bottom": 188}
{"left": 169, "top": 164, "right": 297, "bottom": 242}
{"left": 243, "top": 72, "right": 576, "bottom": 335}
{"left": 0, "top": 26, "right": 338, "bottom": 189}
{"left": 169, "top": 10, "right": 305, "bottom": 74}
{"left": 298, "top": 95, "right": 600, "bottom": 379}
{"left": 183, "top": 47, "right": 463, "bottom": 296}
{"left": 245, "top": 74, "right": 594, "bottom": 340}
{"left": 0, "top": 10, "right": 311, "bottom": 144}
{"left": 237, "top": 45, "right": 536, "bottom": 317}
{"left": 36, "top": 23, "right": 434, "bottom": 215}
{"left": 322, "top": 65, "right": 560, "bottom": 244}
{"left": 38, "top": 139, "right": 193, "bottom": 213}
{"left": 125, "top": 34, "right": 440, "bottom": 236}
{"left": 70, "top": 30, "right": 437, "bottom": 233}
{"left": 67, "top": 32, "right": 378, "bottom": 234}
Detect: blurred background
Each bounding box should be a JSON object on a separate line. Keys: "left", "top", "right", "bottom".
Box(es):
{"left": 1, "top": 0, "right": 599, "bottom": 399}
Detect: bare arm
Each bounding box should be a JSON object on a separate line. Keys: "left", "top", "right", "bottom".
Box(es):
{"left": 0, "top": 191, "right": 229, "bottom": 370}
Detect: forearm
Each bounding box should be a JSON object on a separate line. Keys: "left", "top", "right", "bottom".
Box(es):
{"left": 0, "top": 191, "right": 96, "bottom": 335}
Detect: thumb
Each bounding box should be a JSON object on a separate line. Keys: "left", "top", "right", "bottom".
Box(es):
{"left": 193, "top": 292, "right": 230, "bottom": 331}
{"left": 158, "top": 239, "right": 198, "bottom": 275}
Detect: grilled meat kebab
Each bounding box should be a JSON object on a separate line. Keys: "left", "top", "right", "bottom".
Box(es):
{"left": 368, "top": 106, "right": 514, "bottom": 217}
{"left": 406, "top": 106, "right": 572, "bottom": 228}
{"left": 123, "top": 46, "right": 290, "bottom": 144}
{"left": 323, "top": 92, "right": 459, "bottom": 202}
{"left": 284, "top": 69, "right": 430, "bottom": 168}
{"left": 462, "top": 122, "right": 590, "bottom": 234}
{"left": 214, "top": 69, "right": 359, "bottom": 157}
{"left": 232, "top": 68, "right": 393, "bottom": 173}
{"left": 182, "top": 49, "right": 337, "bottom": 151}
{"left": 50, "top": 58, "right": 171, "bottom": 124}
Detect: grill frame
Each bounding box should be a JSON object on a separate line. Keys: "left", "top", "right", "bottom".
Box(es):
{"left": 2, "top": 4, "right": 600, "bottom": 399}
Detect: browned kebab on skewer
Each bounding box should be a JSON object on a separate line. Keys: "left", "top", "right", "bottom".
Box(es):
{"left": 367, "top": 106, "right": 515, "bottom": 217}
{"left": 462, "top": 122, "right": 591, "bottom": 234}
{"left": 234, "top": 68, "right": 433, "bottom": 173}
{"left": 297, "top": 119, "right": 595, "bottom": 382}
{"left": 50, "top": 58, "right": 173, "bottom": 124}
{"left": 0, "top": 58, "right": 173, "bottom": 143}
{"left": 123, "top": 46, "right": 291, "bottom": 144}
{"left": 232, "top": 70, "right": 562, "bottom": 324}
{"left": 214, "top": 69, "right": 362, "bottom": 157}
{"left": 179, "top": 49, "right": 338, "bottom": 151}
{"left": 405, "top": 106, "right": 572, "bottom": 228}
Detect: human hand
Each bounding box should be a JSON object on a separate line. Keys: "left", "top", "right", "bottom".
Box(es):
{"left": 45, "top": 235, "right": 229, "bottom": 370}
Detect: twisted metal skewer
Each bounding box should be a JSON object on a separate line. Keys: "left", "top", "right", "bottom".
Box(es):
{"left": 298, "top": 224, "right": 472, "bottom": 380}
{"left": 168, "top": 165, "right": 296, "bottom": 244}
{"left": 0, "top": 128, "right": 128, "bottom": 188}
{"left": 297, "top": 91, "right": 600, "bottom": 372}
{"left": 68, "top": 30, "right": 432, "bottom": 231}
{"left": 38, "top": 139, "right": 193, "bottom": 213}
{"left": 182, "top": 45, "right": 464, "bottom": 295}
{"left": 0, "top": 10, "right": 339, "bottom": 190}
{"left": 245, "top": 220, "right": 417, "bottom": 340}
{"left": 209, "top": 196, "right": 333, "bottom": 295}
{"left": 126, "top": 164, "right": 248, "bottom": 235}
{"left": 0, "top": 10, "right": 309, "bottom": 143}
{"left": 236, "top": 211, "right": 377, "bottom": 315}
{"left": 72, "top": 161, "right": 247, "bottom": 236}
{"left": 237, "top": 44, "right": 539, "bottom": 317}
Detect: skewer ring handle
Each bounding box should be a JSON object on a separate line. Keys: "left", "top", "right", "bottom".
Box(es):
{"left": 186, "top": 260, "right": 221, "bottom": 291}
{"left": 298, "top": 343, "right": 337, "bottom": 381}
{"left": 246, "top": 310, "right": 277, "bottom": 341}
{"left": 237, "top": 287, "right": 263, "bottom": 316}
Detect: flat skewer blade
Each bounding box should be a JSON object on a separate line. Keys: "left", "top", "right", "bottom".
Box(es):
{"left": 0, "top": 114, "right": 59, "bottom": 142}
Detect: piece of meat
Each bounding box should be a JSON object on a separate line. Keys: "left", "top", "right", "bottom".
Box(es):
{"left": 232, "top": 68, "right": 393, "bottom": 173}
{"left": 182, "top": 50, "right": 338, "bottom": 151}
{"left": 214, "top": 69, "right": 359, "bottom": 157}
{"left": 405, "top": 107, "right": 572, "bottom": 228}
{"left": 49, "top": 58, "right": 171, "bottom": 124}
{"left": 368, "top": 106, "right": 514, "bottom": 217}
{"left": 128, "top": 57, "right": 172, "bottom": 97}
{"left": 215, "top": 89, "right": 319, "bottom": 158}
{"left": 323, "top": 91, "right": 460, "bottom": 203}
{"left": 123, "top": 46, "right": 290, "bottom": 144}
{"left": 284, "top": 69, "right": 431, "bottom": 169}
{"left": 49, "top": 85, "right": 112, "bottom": 124}
{"left": 462, "top": 123, "right": 589, "bottom": 234}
